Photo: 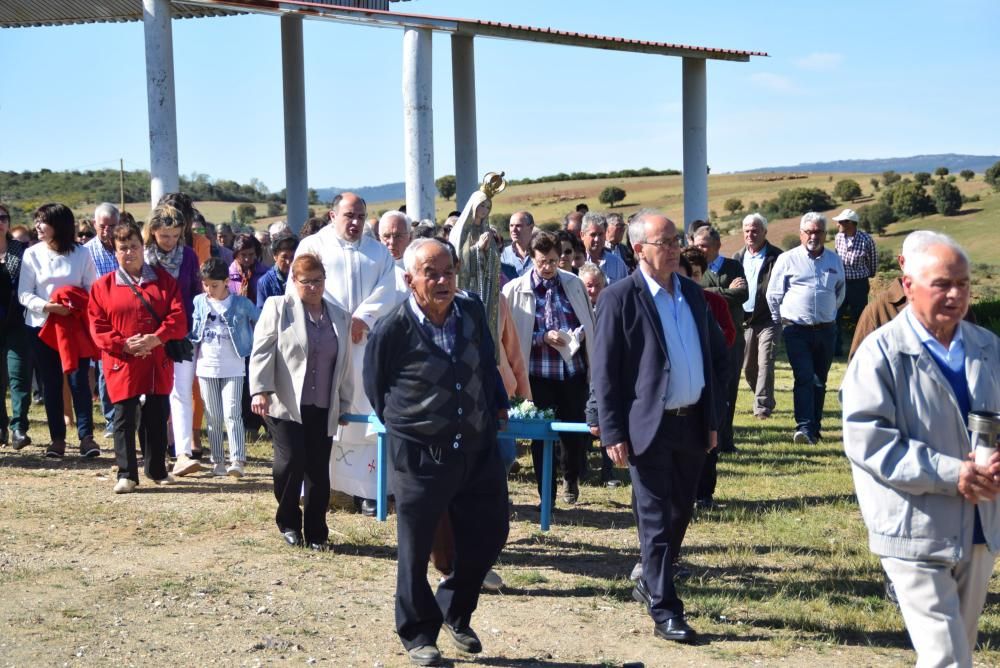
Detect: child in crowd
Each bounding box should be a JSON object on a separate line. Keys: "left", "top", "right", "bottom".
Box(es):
{"left": 189, "top": 258, "right": 258, "bottom": 477}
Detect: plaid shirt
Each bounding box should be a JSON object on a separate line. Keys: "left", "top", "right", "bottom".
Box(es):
{"left": 529, "top": 271, "right": 585, "bottom": 380}
{"left": 835, "top": 230, "right": 877, "bottom": 280}
{"left": 409, "top": 294, "right": 459, "bottom": 355}
{"left": 85, "top": 237, "right": 119, "bottom": 276}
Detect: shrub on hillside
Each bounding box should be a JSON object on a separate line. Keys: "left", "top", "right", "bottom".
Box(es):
{"left": 761, "top": 187, "right": 836, "bottom": 220}
{"left": 858, "top": 201, "right": 895, "bottom": 234}
{"left": 882, "top": 170, "right": 902, "bottom": 187}
{"left": 488, "top": 213, "right": 511, "bottom": 232}
{"left": 935, "top": 167, "right": 950, "bottom": 179}
{"left": 913, "top": 172, "right": 932, "bottom": 186}
{"left": 971, "top": 298, "right": 1000, "bottom": 337}
{"left": 266, "top": 202, "right": 283, "bottom": 217}
{"left": 880, "top": 180, "right": 934, "bottom": 218}
{"left": 236, "top": 203, "right": 257, "bottom": 224}
{"left": 832, "top": 179, "right": 862, "bottom": 201}
{"left": 780, "top": 234, "right": 800, "bottom": 251}
{"left": 876, "top": 247, "right": 899, "bottom": 274}
{"left": 599, "top": 186, "right": 626, "bottom": 207}
{"left": 932, "top": 180, "right": 963, "bottom": 216}
{"left": 748, "top": 201, "right": 759, "bottom": 212}
{"left": 870, "top": 178, "right": 880, "bottom": 192}
{"left": 960, "top": 169, "right": 975, "bottom": 182}
{"left": 724, "top": 198, "right": 743, "bottom": 215}
{"left": 985, "top": 161, "right": 1000, "bottom": 191}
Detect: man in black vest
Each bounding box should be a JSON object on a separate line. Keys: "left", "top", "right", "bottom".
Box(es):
{"left": 364, "top": 238, "right": 510, "bottom": 667}
{"left": 593, "top": 211, "right": 727, "bottom": 644}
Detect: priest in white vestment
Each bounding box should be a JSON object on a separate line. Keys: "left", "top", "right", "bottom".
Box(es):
{"left": 293, "top": 193, "right": 405, "bottom": 509}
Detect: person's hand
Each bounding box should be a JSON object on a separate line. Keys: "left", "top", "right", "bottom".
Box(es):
{"left": 251, "top": 393, "right": 271, "bottom": 418}
{"left": 123, "top": 335, "right": 147, "bottom": 356}
{"left": 351, "top": 317, "right": 369, "bottom": 344}
{"left": 475, "top": 232, "right": 492, "bottom": 252}
{"left": 605, "top": 441, "right": 629, "bottom": 468}
{"left": 589, "top": 425, "right": 601, "bottom": 437}
{"left": 707, "top": 430, "right": 718, "bottom": 453}
{"left": 958, "top": 453, "right": 1000, "bottom": 502}
{"left": 338, "top": 417, "right": 349, "bottom": 426}
{"left": 543, "top": 330, "right": 566, "bottom": 348}
{"left": 137, "top": 334, "right": 162, "bottom": 354}
{"left": 44, "top": 302, "right": 72, "bottom": 317}
{"left": 730, "top": 277, "right": 748, "bottom": 290}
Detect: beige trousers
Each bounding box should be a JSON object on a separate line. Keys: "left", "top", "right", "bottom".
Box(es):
{"left": 881, "top": 544, "right": 995, "bottom": 668}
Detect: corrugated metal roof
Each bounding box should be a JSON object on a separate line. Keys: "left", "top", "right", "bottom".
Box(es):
{"left": 0, "top": 0, "right": 404, "bottom": 28}
{"left": 188, "top": 0, "right": 766, "bottom": 61}
{"left": 2, "top": 0, "right": 766, "bottom": 61}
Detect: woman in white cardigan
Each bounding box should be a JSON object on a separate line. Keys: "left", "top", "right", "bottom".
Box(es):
{"left": 249, "top": 253, "right": 353, "bottom": 551}
{"left": 502, "top": 231, "right": 596, "bottom": 506}
{"left": 18, "top": 203, "right": 98, "bottom": 458}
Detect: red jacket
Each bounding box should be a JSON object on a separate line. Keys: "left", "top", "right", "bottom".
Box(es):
{"left": 87, "top": 266, "right": 187, "bottom": 403}
{"left": 39, "top": 286, "right": 98, "bottom": 373}
{"left": 704, "top": 290, "right": 736, "bottom": 347}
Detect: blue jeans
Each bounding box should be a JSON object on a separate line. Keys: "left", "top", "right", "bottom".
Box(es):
{"left": 782, "top": 323, "right": 836, "bottom": 440}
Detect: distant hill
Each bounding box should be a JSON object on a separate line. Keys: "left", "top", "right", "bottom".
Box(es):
{"left": 313, "top": 182, "right": 405, "bottom": 205}
{"left": 745, "top": 153, "right": 1000, "bottom": 175}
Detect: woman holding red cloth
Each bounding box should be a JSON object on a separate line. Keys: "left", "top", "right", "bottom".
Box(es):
{"left": 88, "top": 221, "right": 187, "bottom": 493}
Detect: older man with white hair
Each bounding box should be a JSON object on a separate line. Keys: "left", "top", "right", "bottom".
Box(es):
{"left": 766, "top": 212, "right": 845, "bottom": 444}
{"left": 85, "top": 202, "right": 120, "bottom": 438}
{"left": 378, "top": 210, "right": 413, "bottom": 267}
{"left": 843, "top": 231, "right": 1000, "bottom": 668}
{"left": 581, "top": 212, "right": 628, "bottom": 285}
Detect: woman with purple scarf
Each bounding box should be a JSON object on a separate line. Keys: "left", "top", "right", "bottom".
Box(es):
{"left": 144, "top": 204, "right": 204, "bottom": 476}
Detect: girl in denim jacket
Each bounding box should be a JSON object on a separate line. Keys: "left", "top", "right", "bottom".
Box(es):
{"left": 189, "top": 258, "right": 258, "bottom": 476}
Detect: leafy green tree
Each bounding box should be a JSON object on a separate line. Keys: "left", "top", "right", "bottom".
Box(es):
{"left": 724, "top": 198, "right": 743, "bottom": 215}
{"left": 832, "top": 179, "right": 862, "bottom": 201}
{"left": 266, "top": 201, "right": 283, "bottom": 217}
{"left": 858, "top": 202, "right": 895, "bottom": 234}
{"left": 882, "top": 170, "right": 901, "bottom": 187}
{"left": 932, "top": 180, "right": 963, "bottom": 216}
{"left": 880, "top": 180, "right": 934, "bottom": 218}
{"left": 960, "top": 169, "right": 975, "bottom": 182}
{"left": 748, "top": 201, "right": 760, "bottom": 212}
{"left": 986, "top": 161, "right": 1000, "bottom": 191}
{"left": 435, "top": 175, "right": 457, "bottom": 201}
{"left": 913, "top": 172, "right": 932, "bottom": 186}
{"left": 934, "top": 167, "right": 950, "bottom": 179}
{"left": 771, "top": 187, "right": 836, "bottom": 219}
{"left": 598, "top": 186, "right": 626, "bottom": 207}
{"left": 869, "top": 178, "right": 880, "bottom": 192}
{"left": 236, "top": 203, "right": 257, "bottom": 224}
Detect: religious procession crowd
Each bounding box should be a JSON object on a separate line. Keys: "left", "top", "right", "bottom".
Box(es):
{"left": 1, "top": 175, "right": 998, "bottom": 667}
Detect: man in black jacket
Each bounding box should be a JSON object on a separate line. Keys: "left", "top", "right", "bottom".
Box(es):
{"left": 593, "top": 211, "right": 727, "bottom": 645}
{"left": 364, "top": 238, "right": 509, "bottom": 667}
{"left": 731, "top": 213, "right": 783, "bottom": 419}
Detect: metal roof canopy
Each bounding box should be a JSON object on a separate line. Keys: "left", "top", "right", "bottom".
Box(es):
{"left": 182, "top": 0, "right": 767, "bottom": 61}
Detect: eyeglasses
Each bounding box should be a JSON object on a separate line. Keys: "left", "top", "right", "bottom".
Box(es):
{"left": 643, "top": 236, "right": 682, "bottom": 249}
{"left": 296, "top": 278, "right": 324, "bottom": 287}
{"left": 801, "top": 229, "right": 825, "bottom": 236}
{"left": 78, "top": 233, "right": 95, "bottom": 240}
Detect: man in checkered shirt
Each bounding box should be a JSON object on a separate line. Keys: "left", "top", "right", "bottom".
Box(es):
{"left": 833, "top": 208, "right": 877, "bottom": 356}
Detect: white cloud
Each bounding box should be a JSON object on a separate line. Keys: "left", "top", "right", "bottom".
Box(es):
{"left": 748, "top": 72, "right": 798, "bottom": 93}
{"left": 794, "top": 52, "right": 845, "bottom": 71}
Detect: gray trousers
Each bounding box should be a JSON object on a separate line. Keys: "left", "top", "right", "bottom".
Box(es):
{"left": 742, "top": 320, "right": 779, "bottom": 417}
{"left": 881, "top": 544, "right": 995, "bottom": 668}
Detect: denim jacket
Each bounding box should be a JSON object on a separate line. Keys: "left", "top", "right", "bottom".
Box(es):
{"left": 188, "top": 293, "right": 259, "bottom": 358}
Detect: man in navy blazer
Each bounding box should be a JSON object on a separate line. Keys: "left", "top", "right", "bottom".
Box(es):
{"left": 593, "top": 210, "right": 727, "bottom": 644}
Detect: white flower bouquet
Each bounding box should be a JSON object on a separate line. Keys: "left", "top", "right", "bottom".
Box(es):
{"left": 507, "top": 397, "right": 556, "bottom": 421}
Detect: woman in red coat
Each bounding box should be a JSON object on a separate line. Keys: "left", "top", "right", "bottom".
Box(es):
{"left": 88, "top": 222, "right": 187, "bottom": 493}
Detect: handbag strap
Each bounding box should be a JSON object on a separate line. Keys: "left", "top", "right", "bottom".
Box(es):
{"left": 118, "top": 269, "right": 162, "bottom": 326}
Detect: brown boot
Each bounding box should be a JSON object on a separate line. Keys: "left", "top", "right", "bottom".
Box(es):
{"left": 45, "top": 439, "right": 66, "bottom": 459}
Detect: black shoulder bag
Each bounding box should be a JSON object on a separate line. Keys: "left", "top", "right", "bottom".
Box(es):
{"left": 118, "top": 269, "right": 194, "bottom": 363}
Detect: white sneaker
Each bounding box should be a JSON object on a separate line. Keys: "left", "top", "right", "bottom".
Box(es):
{"left": 212, "top": 461, "right": 227, "bottom": 476}
{"left": 154, "top": 474, "right": 176, "bottom": 486}
{"left": 481, "top": 569, "right": 503, "bottom": 592}
{"left": 226, "top": 461, "right": 245, "bottom": 478}
{"left": 113, "top": 478, "right": 137, "bottom": 494}
{"left": 172, "top": 454, "right": 203, "bottom": 477}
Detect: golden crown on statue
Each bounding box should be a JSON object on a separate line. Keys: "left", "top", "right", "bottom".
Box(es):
{"left": 479, "top": 171, "right": 507, "bottom": 199}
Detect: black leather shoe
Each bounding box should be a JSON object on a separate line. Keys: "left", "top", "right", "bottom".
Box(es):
{"left": 360, "top": 498, "right": 377, "bottom": 517}
{"left": 307, "top": 542, "right": 330, "bottom": 552}
{"left": 653, "top": 616, "right": 697, "bottom": 644}
{"left": 11, "top": 430, "right": 31, "bottom": 451}
{"left": 632, "top": 577, "right": 652, "bottom": 610}
{"left": 281, "top": 529, "right": 303, "bottom": 547}
{"left": 407, "top": 644, "right": 442, "bottom": 666}
{"left": 444, "top": 623, "right": 482, "bottom": 654}
{"left": 0, "top": 426, "right": 8, "bottom": 446}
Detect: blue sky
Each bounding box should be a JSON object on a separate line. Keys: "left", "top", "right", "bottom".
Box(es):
{"left": 1, "top": 0, "right": 997, "bottom": 192}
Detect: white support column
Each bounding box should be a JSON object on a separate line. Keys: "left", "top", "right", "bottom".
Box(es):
{"left": 681, "top": 57, "right": 708, "bottom": 233}
{"left": 402, "top": 27, "right": 435, "bottom": 222}
{"left": 142, "top": 0, "right": 179, "bottom": 208}
{"left": 451, "top": 34, "right": 478, "bottom": 206}
{"left": 281, "top": 15, "right": 309, "bottom": 233}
